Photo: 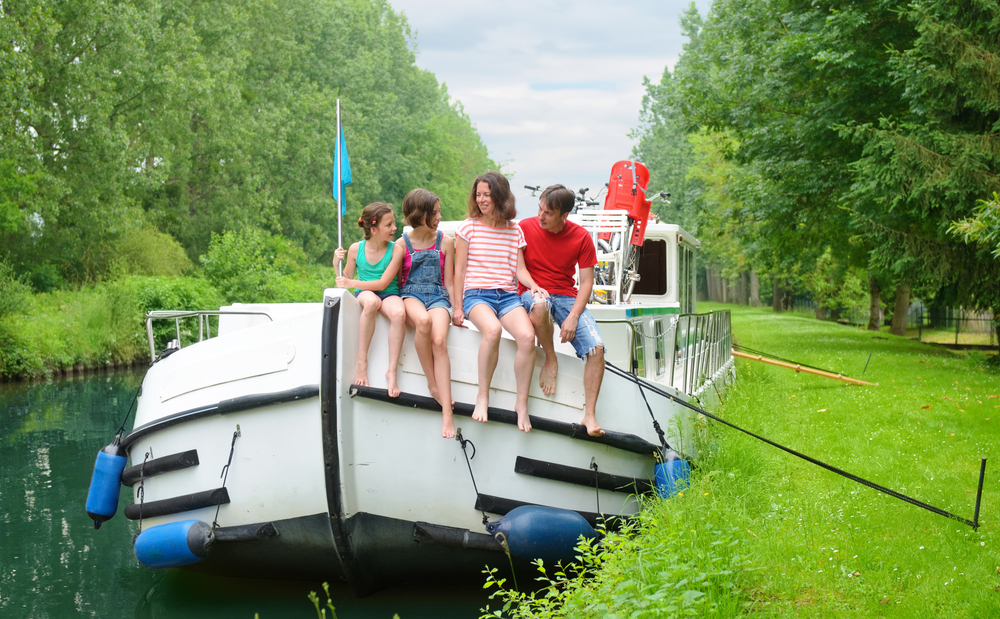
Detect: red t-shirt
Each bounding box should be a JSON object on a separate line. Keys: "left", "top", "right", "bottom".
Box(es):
{"left": 518, "top": 217, "right": 597, "bottom": 297}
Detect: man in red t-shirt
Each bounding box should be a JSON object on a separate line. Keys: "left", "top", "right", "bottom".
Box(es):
{"left": 519, "top": 185, "right": 605, "bottom": 437}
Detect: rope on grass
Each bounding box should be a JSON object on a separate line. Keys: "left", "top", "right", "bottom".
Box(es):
{"left": 604, "top": 361, "right": 986, "bottom": 529}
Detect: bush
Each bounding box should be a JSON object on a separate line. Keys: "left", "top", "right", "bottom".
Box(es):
{"left": 115, "top": 228, "right": 194, "bottom": 276}
{"left": 200, "top": 228, "right": 331, "bottom": 303}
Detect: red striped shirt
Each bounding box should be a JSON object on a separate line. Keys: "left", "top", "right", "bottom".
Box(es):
{"left": 456, "top": 218, "right": 525, "bottom": 292}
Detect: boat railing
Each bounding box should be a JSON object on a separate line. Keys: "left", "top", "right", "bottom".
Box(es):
{"left": 596, "top": 309, "right": 732, "bottom": 400}
{"left": 144, "top": 310, "right": 273, "bottom": 362}
{"left": 671, "top": 310, "right": 733, "bottom": 399}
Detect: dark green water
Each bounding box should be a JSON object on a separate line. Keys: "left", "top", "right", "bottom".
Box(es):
{"left": 0, "top": 371, "right": 488, "bottom": 618}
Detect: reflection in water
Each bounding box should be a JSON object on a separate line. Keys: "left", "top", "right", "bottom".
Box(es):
{"left": 0, "top": 371, "right": 488, "bottom": 618}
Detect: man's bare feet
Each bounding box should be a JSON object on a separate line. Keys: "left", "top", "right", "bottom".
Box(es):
{"left": 472, "top": 395, "right": 489, "bottom": 422}
{"left": 354, "top": 360, "right": 369, "bottom": 387}
{"left": 539, "top": 360, "right": 558, "bottom": 396}
{"left": 581, "top": 412, "right": 604, "bottom": 437}
{"left": 441, "top": 414, "right": 456, "bottom": 439}
{"left": 386, "top": 370, "right": 400, "bottom": 398}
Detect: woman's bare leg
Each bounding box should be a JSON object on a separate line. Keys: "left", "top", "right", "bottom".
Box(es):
{"left": 379, "top": 296, "right": 407, "bottom": 397}
{"left": 500, "top": 307, "right": 536, "bottom": 432}
{"left": 467, "top": 304, "right": 502, "bottom": 423}
{"left": 354, "top": 292, "right": 382, "bottom": 386}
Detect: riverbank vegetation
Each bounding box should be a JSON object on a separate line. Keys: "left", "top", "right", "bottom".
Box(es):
{"left": 632, "top": 1, "right": 1000, "bottom": 345}
{"left": 483, "top": 304, "right": 999, "bottom": 618}
{"left": 0, "top": 0, "right": 498, "bottom": 379}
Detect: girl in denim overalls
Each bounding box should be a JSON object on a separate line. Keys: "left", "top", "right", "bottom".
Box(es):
{"left": 399, "top": 189, "right": 457, "bottom": 438}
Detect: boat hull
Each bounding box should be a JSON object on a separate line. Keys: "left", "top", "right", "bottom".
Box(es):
{"left": 123, "top": 289, "right": 730, "bottom": 594}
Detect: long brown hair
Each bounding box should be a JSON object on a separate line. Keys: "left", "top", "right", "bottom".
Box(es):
{"left": 357, "top": 202, "right": 394, "bottom": 240}
{"left": 466, "top": 171, "right": 516, "bottom": 222}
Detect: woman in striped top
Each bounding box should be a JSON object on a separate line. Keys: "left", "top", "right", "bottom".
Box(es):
{"left": 453, "top": 171, "right": 547, "bottom": 432}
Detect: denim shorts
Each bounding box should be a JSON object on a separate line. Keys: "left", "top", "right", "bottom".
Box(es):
{"left": 402, "top": 289, "right": 451, "bottom": 311}
{"left": 520, "top": 292, "right": 604, "bottom": 359}
{"left": 463, "top": 288, "right": 523, "bottom": 318}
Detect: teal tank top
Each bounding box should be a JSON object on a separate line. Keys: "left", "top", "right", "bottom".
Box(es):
{"left": 356, "top": 239, "right": 399, "bottom": 294}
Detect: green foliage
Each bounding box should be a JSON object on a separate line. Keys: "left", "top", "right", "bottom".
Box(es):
{"left": 200, "top": 228, "right": 331, "bottom": 303}
{"left": 480, "top": 499, "right": 747, "bottom": 618}
{"left": 698, "top": 303, "right": 1000, "bottom": 617}
{"left": 951, "top": 193, "right": 1000, "bottom": 259}
{"left": 804, "top": 249, "right": 871, "bottom": 315}
{"left": 307, "top": 582, "right": 338, "bottom": 619}
{"left": 0, "top": 275, "right": 224, "bottom": 379}
{"left": 0, "top": 259, "right": 32, "bottom": 318}
{"left": 0, "top": 0, "right": 498, "bottom": 286}
{"left": 114, "top": 228, "right": 194, "bottom": 277}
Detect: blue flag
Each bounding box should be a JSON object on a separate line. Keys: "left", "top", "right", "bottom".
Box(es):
{"left": 333, "top": 125, "right": 352, "bottom": 215}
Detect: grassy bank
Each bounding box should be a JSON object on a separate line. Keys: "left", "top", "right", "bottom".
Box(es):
{"left": 485, "top": 303, "right": 1000, "bottom": 618}
{"left": 0, "top": 277, "right": 225, "bottom": 380}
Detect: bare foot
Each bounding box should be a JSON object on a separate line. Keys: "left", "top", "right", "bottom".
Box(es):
{"left": 539, "top": 360, "right": 558, "bottom": 396}
{"left": 516, "top": 406, "right": 532, "bottom": 432}
{"left": 441, "top": 414, "right": 456, "bottom": 439}
{"left": 354, "top": 360, "right": 369, "bottom": 387}
{"left": 472, "top": 395, "right": 489, "bottom": 423}
{"left": 386, "top": 370, "right": 400, "bottom": 398}
{"left": 581, "top": 412, "right": 604, "bottom": 437}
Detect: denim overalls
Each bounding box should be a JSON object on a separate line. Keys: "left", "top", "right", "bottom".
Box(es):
{"left": 400, "top": 231, "right": 450, "bottom": 311}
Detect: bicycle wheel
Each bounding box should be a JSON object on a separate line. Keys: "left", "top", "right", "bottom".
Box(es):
{"left": 621, "top": 242, "right": 640, "bottom": 302}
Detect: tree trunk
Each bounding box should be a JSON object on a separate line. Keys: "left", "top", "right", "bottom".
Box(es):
{"left": 890, "top": 286, "right": 910, "bottom": 336}
{"left": 867, "top": 277, "right": 882, "bottom": 331}
{"left": 815, "top": 305, "right": 827, "bottom": 320}
{"left": 741, "top": 271, "right": 750, "bottom": 305}
{"left": 750, "top": 271, "right": 761, "bottom": 307}
{"left": 773, "top": 277, "right": 782, "bottom": 312}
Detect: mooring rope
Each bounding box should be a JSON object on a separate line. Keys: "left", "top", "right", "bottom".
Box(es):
{"left": 114, "top": 366, "right": 151, "bottom": 439}
{"left": 604, "top": 361, "right": 984, "bottom": 529}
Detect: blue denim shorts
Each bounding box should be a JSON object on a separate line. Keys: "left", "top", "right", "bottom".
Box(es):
{"left": 520, "top": 292, "right": 604, "bottom": 359}
{"left": 463, "top": 288, "right": 523, "bottom": 318}
{"left": 402, "top": 289, "right": 451, "bottom": 311}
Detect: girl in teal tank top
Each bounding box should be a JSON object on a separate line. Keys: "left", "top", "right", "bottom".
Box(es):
{"left": 332, "top": 202, "right": 406, "bottom": 397}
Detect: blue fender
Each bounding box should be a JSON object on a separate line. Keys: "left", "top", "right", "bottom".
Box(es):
{"left": 85, "top": 439, "right": 128, "bottom": 529}
{"left": 134, "top": 520, "right": 213, "bottom": 569}
{"left": 654, "top": 452, "right": 690, "bottom": 498}
{"left": 486, "top": 505, "right": 596, "bottom": 564}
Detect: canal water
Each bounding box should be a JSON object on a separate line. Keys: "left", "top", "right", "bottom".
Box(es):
{"left": 0, "top": 370, "right": 490, "bottom": 618}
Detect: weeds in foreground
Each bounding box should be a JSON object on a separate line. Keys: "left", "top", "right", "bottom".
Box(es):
{"left": 307, "top": 582, "right": 338, "bottom": 619}
{"left": 481, "top": 304, "right": 999, "bottom": 618}
{"left": 479, "top": 496, "right": 748, "bottom": 618}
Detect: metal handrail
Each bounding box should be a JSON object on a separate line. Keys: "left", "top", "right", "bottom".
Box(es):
{"left": 145, "top": 310, "right": 274, "bottom": 361}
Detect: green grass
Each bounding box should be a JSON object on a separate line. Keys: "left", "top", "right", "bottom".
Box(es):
{"left": 486, "top": 303, "right": 1000, "bottom": 618}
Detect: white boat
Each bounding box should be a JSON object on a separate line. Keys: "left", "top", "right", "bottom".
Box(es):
{"left": 116, "top": 212, "right": 734, "bottom": 595}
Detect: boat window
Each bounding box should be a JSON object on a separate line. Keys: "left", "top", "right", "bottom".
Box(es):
{"left": 632, "top": 240, "right": 667, "bottom": 296}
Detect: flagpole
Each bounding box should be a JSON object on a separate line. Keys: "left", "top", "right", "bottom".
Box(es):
{"left": 335, "top": 99, "right": 343, "bottom": 275}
